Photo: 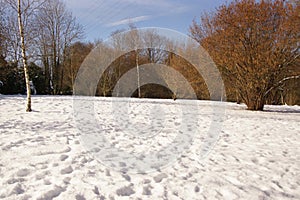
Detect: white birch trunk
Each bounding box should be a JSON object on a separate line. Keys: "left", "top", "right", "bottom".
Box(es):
{"left": 17, "top": 0, "right": 31, "bottom": 112}
{"left": 136, "top": 49, "right": 141, "bottom": 98}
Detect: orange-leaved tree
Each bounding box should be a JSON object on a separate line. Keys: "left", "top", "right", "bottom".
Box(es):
{"left": 190, "top": 0, "right": 299, "bottom": 110}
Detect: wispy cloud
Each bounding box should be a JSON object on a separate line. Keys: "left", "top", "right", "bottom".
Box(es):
{"left": 66, "top": 0, "right": 192, "bottom": 40}
{"left": 107, "top": 15, "right": 152, "bottom": 27}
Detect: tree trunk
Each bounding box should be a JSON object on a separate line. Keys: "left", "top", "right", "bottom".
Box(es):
{"left": 43, "top": 57, "right": 50, "bottom": 94}
{"left": 17, "top": 0, "right": 31, "bottom": 112}
{"left": 136, "top": 49, "right": 141, "bottom": 98}
{"left": 246, "top": 96, "right": 265, "bottom": 111}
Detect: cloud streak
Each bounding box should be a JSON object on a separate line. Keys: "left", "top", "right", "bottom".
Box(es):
{"left": 107, "top": 15, "right": 152, "bottom": 27}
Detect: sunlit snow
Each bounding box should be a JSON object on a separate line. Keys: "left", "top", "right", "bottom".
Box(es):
{"left": 0, "top": 96, "right": 299, "bottom": 199}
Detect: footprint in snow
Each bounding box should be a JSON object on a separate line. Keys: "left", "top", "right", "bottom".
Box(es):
{"left": 75, "top": 194, "right": 86, "bottom": 200}
{"left": 116, "top": 185, "right": 135, "bottom": 196}
{"left": 10, "top": 183, "right": 25, "bottom": 195}
{"left": 60, "top": 154, "right": 68, "bottom": 161}
{"left": 60, "top": 166, "right": 73, "bottom": 174}
{"left": 153, "top": 173, "right": 168, "bottom": 183}
{"left": 16, "top": 168, "right": 31, "bottom": 177}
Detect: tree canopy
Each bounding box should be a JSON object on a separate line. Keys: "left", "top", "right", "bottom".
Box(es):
{"left": 190, "top": 0, "right": 299, "bottom": 110}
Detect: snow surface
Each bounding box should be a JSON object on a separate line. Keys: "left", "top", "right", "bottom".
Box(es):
{"left": 0, "top": 95, "right": 299, "bottom": 200}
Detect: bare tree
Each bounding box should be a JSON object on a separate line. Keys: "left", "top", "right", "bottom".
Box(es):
{"left": 37, "top": 0, "right": 83, "bottom": 94}
{"left": 60, "top": 41, "right": 94, "bottom": 94}
{"left": 0, "top": 2, "right": 21, "bottom": 64}
{"left": 141, "top": 29, "right": 166, "bottom": 63}
{"left": 0, "top": 1, "right": 5, "bottom": 57}
{"left": 163, "top": 40, "right": 210, "bottom": 100}
{"left": 6, "top": 14, "right": 21, "bottom": 63}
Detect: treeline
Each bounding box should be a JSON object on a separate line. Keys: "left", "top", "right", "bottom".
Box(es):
{"left": 0, "top": 0, "right": 299, "bottom": 110}
{"left": 76, "top": 28, "right": 211, "bottom": 100}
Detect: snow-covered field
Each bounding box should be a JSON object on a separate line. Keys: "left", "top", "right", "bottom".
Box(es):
{"left": 0, "top": 95, "right": 299, "bottom": 200}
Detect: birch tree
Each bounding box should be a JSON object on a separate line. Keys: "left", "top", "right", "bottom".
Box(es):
{"left": 17, "top": 0, "right": 31, "bottom": 111}
{"left": 4, "top": 0, "right": 45, "bottom": 111}
{"left": 125, "top": 24, "right": 142, "bottom": 97}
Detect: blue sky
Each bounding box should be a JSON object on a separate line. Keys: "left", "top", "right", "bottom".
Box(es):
{"left": 65, "top": 0, "right": 226, "bottom": 42}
